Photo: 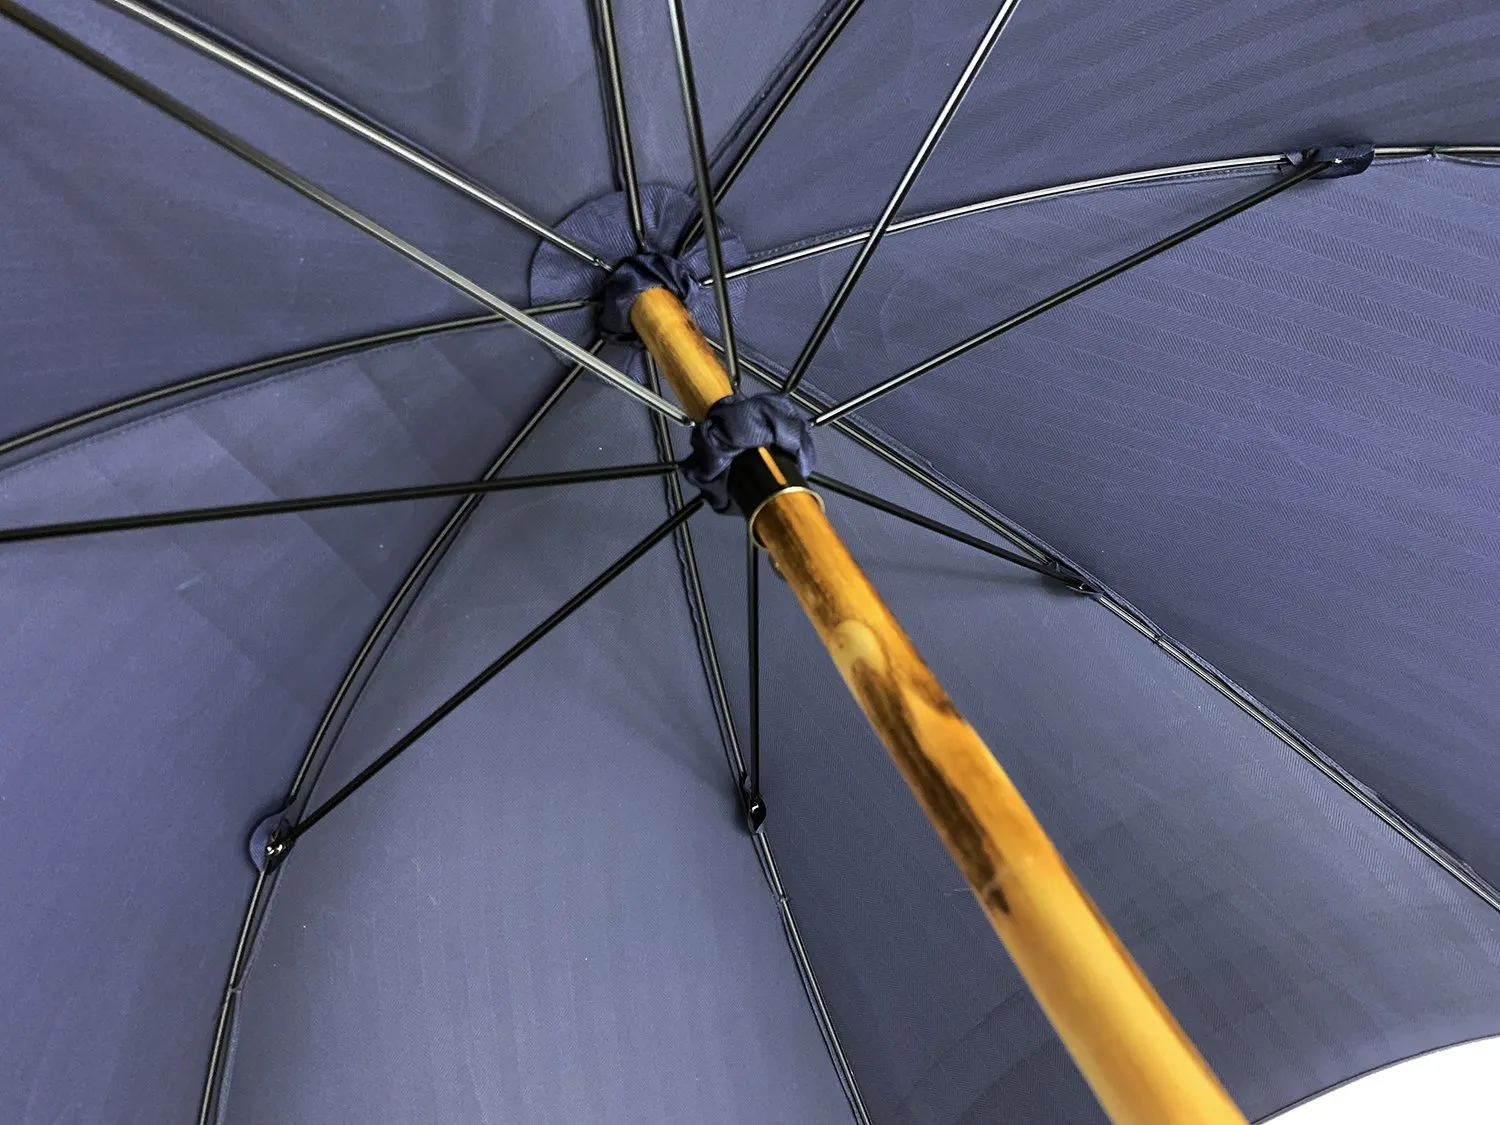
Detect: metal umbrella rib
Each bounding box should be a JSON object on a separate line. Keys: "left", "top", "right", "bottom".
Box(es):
{"left": 675, "top": 0, "right": 867, "bottom": 255}
{"left": 594, "top": 0, "right": 646, "bottom": 249}
{"left": 666, "top": 0, "right": 742, "bottom": 387}
{"left": 288, "top": 496, "right": 707, "bottom": 844}
{"left": 708, "top": 147, "right": 1500, "bottom": 285}
{"left": 98, "top": 0, "right": 610, "bottom": 269}
{"left": 0, "top": 0, "right": 690, "bottom": 427}
{"left": 0, "top": 463, "right": 675, "bottom": 545}
{"left": 781, "top": 0, "right": 1023, "bottom": 395}
{"left": 189, "top": 355, "right": 602, "bottom": 1123}
{"left": 815, "top": 155, "right": 1334, "bottom": 423}
{"left": 715, "top": 339, "right": 1057, "bottom": 566}
{"left": 714, "top": 154, "right": 1293, "bottom": 282}
{"left": 0, "top": 300, "right": 591, "bottom": 463}
{"left": 283, "top": 349, "right": 597, "bottom": 804}
{"left": 810, "top": 472, "right": 1097, "bottom": 590}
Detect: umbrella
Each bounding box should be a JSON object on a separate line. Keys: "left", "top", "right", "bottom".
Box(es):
{"left": 3, "top": 0, "right": 1498, "bottom": 1121}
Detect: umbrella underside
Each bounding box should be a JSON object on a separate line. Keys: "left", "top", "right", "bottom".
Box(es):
{"left": 3, "top": 0, "right": 1499, "bottom": 1122}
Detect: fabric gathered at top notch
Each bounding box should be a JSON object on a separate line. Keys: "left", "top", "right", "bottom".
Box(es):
{"left": 598, "top": 251, "right": 701, "bottom": 340}
{"left": 529, "top": 184, "right": 748, "bottom": 350}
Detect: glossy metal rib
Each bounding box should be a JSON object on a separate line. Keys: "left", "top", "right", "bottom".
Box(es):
{"left": 810, "top": 472, "right": 1095, "bottom": 590}
{"left": 1094, "top": 594, "right": 1500, "bottom": 916}
{"left": 753, "top": 837, "right": 873, "bottom": 1124}
{"left": 675, "top": 0, "right": 867, "bottom": 254}
{"left": 666, "top": 0, "right": 741, "bottom": 386}
{"left": 710, "top": 144, "right": 1500, "bottom": 286}
{"left": 746, "top": 528, "right": 762, "bottom": 806}
{"left": 291, "top": 497, "right": 706, "bottom": 841}
{"left": 285, "top": 351, "right": 593, "bottom": 800}
{"left": 644, "top": 359, "right": 748, "bottom": 783}
{"left": 816, "top": 156, "right": 1332, "bottom": 423}
{"left": 724, "top": 342, "right": 1076, "bottom": 562}
{"left": 199, "top": 346, "right": 596, "bottom": 1125}
{"left": 2, "top": 1, "right": 690, "bottom": 426}
{"left": 0, "top": 301, "right": 590, "bottom": 463}
{"left": 594, "top": 0, "right": 645, "bottom": 248}
{"left": 1374, "top": 144, "right": 1500, "bottom": 158}
{"left": 0, "top": 463, "right": 674, "bottom": 545}
{"left": 715, "top": 154, "right": 1291, "bottom": 282}
{"left": 780, "top": 0, "right": 1021, "bottom": 395}
{"left": 197, "top": 870, "right": 271, "bottom": 1125}
{"left": 732, "top": 356, "right": 1500, "bottom": 920}
{"left": 98, "top": 0, "right": 608, "bottom": 268}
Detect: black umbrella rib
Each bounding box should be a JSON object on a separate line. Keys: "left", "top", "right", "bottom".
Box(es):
{"left": 666, "top": 0, "right": 741, "bottom": 387}
{"left": 722, "top": 342, "right": 1058, "bottom": 561}
{"left": 641, "top": 358, "right": 752, "bottom": 798}
{"left": 0, "top": 301, "right": 591, "bottom": 463}
{"left": 0, "top": 0, "right": 690, "bottom": 427}
{"left": 284, "top": 344, "right": 600, "bottom": 801}
{"left": 0, "top": 464, "right": 675, "bottom": 545}
{"left": 780, "top": 0, "right": 1023, "bottom": 396}
{"left": 810, "top": 472, "right": 1097, "bottom": 591}
{"left": 593, "top": 0, "right": 646, "bottom": 249}
{"left": 97, "top": 0, "right": 608, "bottom": 269}
{"left": 194, "top": 356, "right": 593, "bottom": 1125}
{"left": 597, "top": 2, "right": 754, "bottom": 819}
{"left": 717, "top": 154, "right": 1293, "bottom": 283}
{"left": 719, "top": 146, "right": 1499, "bottom": 285}
{"left": 745, "top": 528, "right": 764, "bottom": 825}
{"left": 814, "top": 156, "right": 1334, "bottom": 423}
{"left": 290, "top": 496, "right": 706, "bottom": 842}
{"left": 675, "top": 0, "right": 867, "bottom": 256}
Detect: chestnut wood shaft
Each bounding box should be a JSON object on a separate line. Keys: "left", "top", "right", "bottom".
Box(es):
{"left": 630, "top": 285, "right": 1246, "bottom": 1125}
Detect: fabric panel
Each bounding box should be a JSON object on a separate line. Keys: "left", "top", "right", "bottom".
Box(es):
{"left": 720, "top": 0, "right": 1500, "bottom": 252}
{"left": 743, "top": 157, "right": 1500, "bottom": 892}
{"left": 161, "top": 0, "right": 614, "bottom": 224}
{"left": 603, "top": 0, "right": 837, "bottom": 192}
{"left": 688, "top": 419, "right": 1500, "bottom": 1123}
{"left": 735, "top": 165, "right": 1278, "bottom": 392}
{"left": 2, "top": 0, "right": 544, "bottom": 445}
{"left": 220, "top": 385, "right": 853, "bottom": 1125}
{"left": 0, "top": 327, "right": 561, "bottom": 1125}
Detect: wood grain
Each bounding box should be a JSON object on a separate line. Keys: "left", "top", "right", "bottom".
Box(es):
{"left": 632, "top": 287, "right": 733, "bottom": 414}
{"left": 631, "top": 285, "right": 1247, "bottom": 1125}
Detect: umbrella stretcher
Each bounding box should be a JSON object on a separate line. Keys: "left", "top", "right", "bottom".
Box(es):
{"left": 631, "top": 284, "right": 1247, "bottom": 1125}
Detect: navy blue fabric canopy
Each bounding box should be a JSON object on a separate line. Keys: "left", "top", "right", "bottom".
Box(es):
{"left": 2, "top": 1, "right": 1498, "bottom": 1122}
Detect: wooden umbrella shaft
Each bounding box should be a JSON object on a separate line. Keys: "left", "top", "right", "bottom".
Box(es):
{"left": 630, "top": 286, "right": 1246, "bottom": 1125}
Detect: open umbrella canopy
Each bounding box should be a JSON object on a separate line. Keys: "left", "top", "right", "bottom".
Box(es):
{"left": 3, "top": 0, "right": 1499, "bottom": 1122}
